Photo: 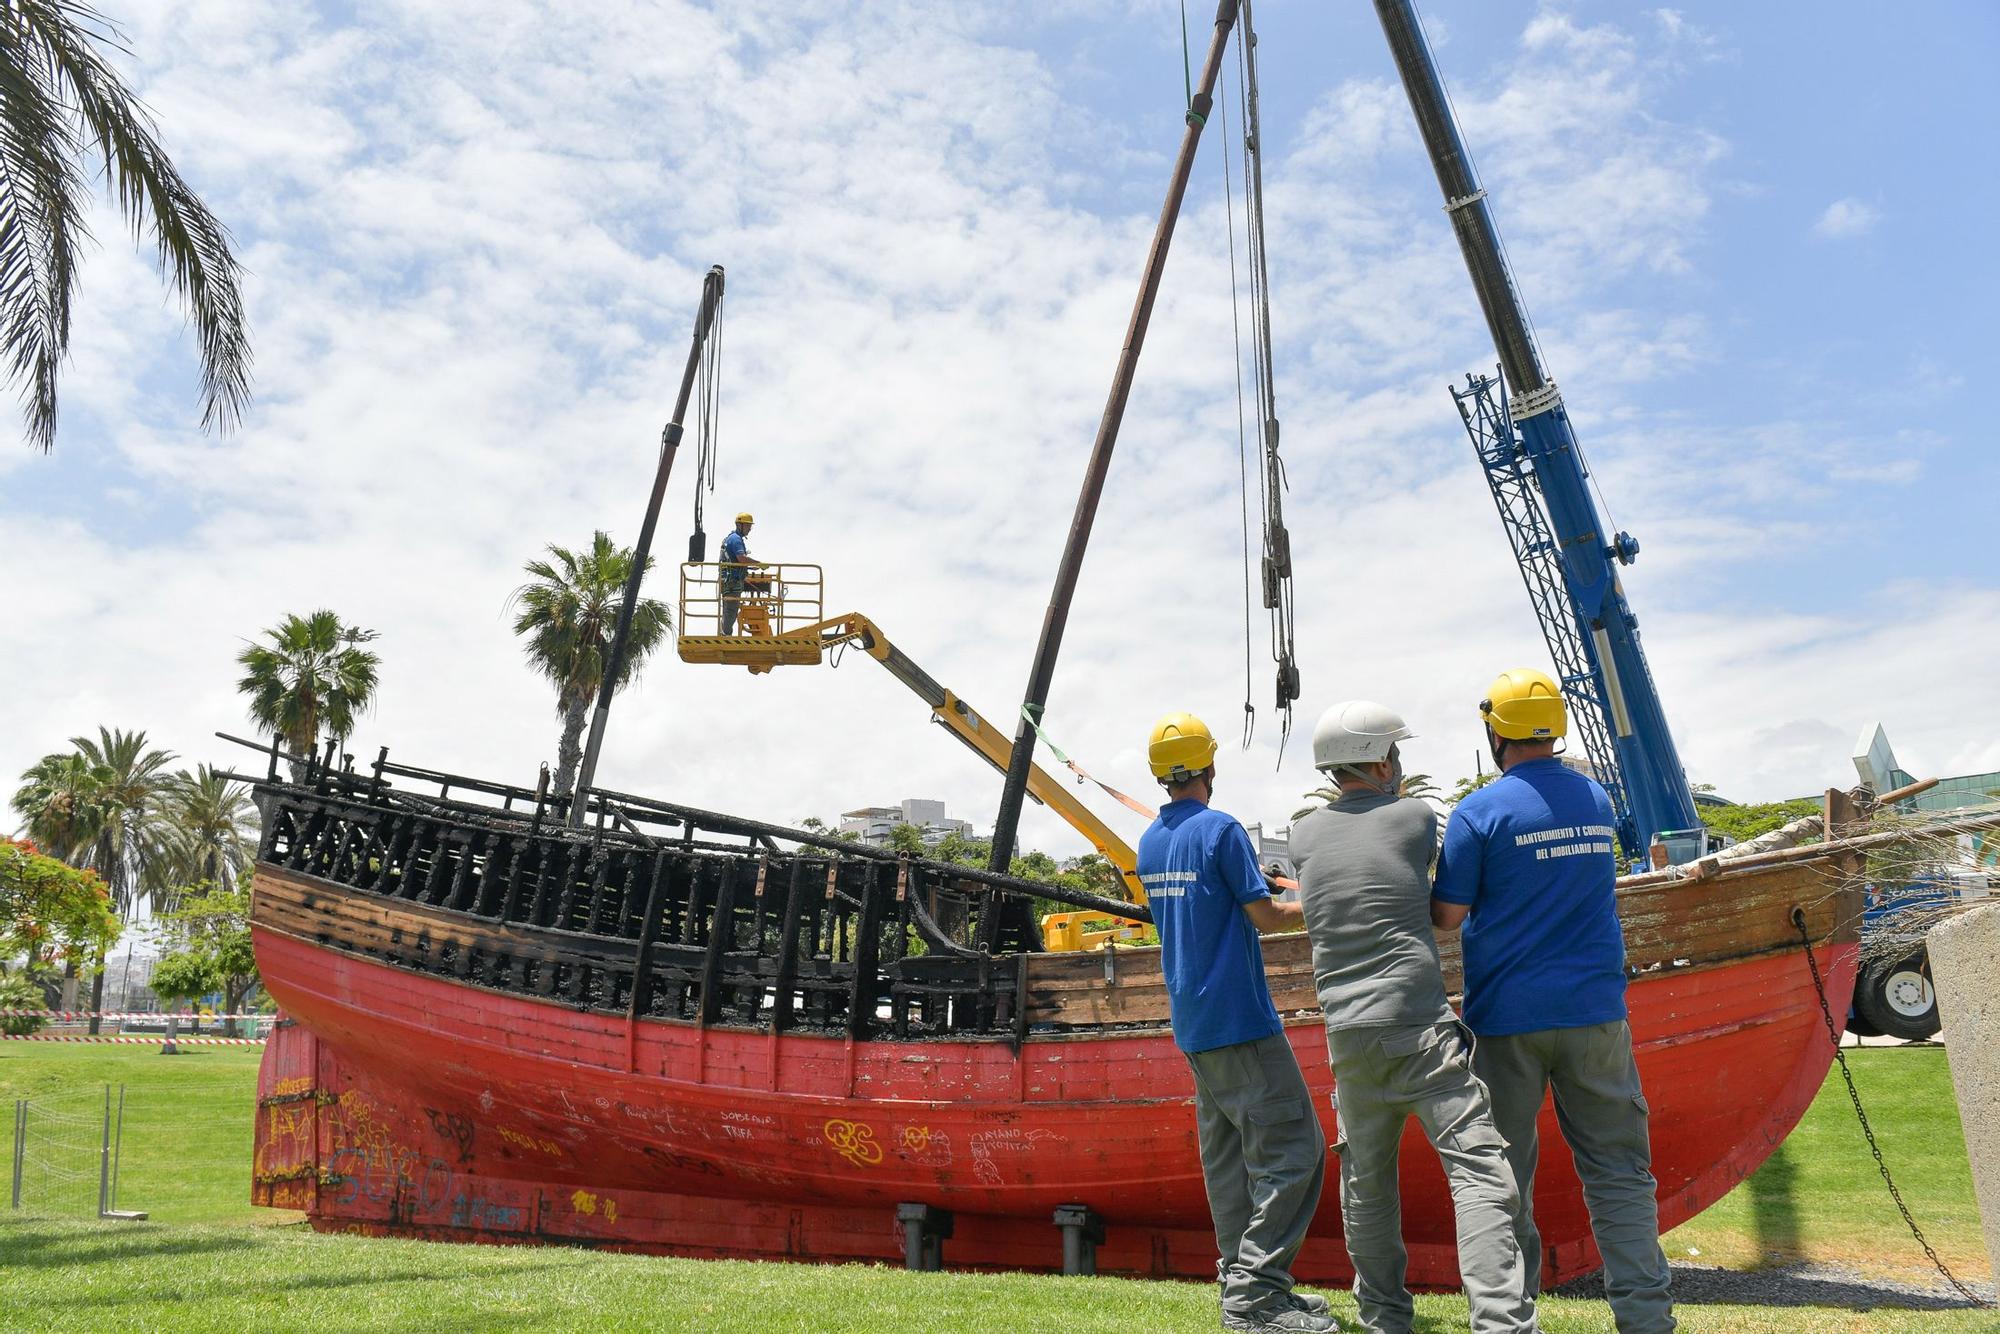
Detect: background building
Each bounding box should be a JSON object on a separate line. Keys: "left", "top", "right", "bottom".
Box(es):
{"left": 839, "top": 798, "right": 975, "bottom": 849}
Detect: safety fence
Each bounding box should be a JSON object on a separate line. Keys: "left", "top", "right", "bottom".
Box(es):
{"left": 3, "top": 1034, "right": 265, "bottom": 1046}
{"left": 0, "top": 1010, "right": 274, "bottom": 1045}
{"left": 9, "top": 1084, "right": 146, "bottom": 1219}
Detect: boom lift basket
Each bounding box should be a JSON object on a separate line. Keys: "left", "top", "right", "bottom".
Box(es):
{"left": 676, "top": 562, "right": 827, "bottom": 671}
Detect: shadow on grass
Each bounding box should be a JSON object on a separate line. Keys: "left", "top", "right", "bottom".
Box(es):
{"left": 1554, "top": 1261, "right": 1993, "bottom": 1312}
{"left": 37, "top": 1260, "right": 580, "bottom": 1315}
{"left": 0, "top": 1220, "right": 255, "bottom": 1268}
{"left": 1747, "top": 1139, "right": 1802, "bottom": 1261}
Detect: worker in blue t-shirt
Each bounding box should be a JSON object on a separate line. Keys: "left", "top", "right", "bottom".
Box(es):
{"left": 1432, "top": 669, "right": 1676, "bottom": 1334}
{"left": 1137, "top": 712, "right": 1333, "bottom": 1334}
{"left": 718, "top": 511, "right": 755, "bottom": 635}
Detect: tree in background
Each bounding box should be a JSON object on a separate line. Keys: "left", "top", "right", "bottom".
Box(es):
{"left": 508, "top": 532, "right": 669, "bottom": 800}
{"left": 1293, "top": 771, "right": 1444, "bottom": 820}
{"left": 67, "top": 728, "right": 177, "bottom": 1029}
{"left": 1448, "top": 771, "right": 1499, "bottom": 806}
{"left": 11, "top": 752, "right": 117, "bottom": 1011}
{"left": 160, "top": 764, "right": 259, "bottom": 892}
{"left": 69, "top": 727, "right": 176, "bottom": 916}
{"left": 237, "top": 610, "right": 381, "bottom": 779}
{"left": 149, "top": 874, "right": 258, "bottom": 1038}
{"left": 1698, "top": 797, "right": 1822, "bottom": 845}
{"left": 0, "top": 835, "right": 120, "bottom": 1008}
{"left": 1, "top": 0, "right": 250, "bottom": 451}
{"left": 12, "top": 750, "right": 113, "bottom": 858}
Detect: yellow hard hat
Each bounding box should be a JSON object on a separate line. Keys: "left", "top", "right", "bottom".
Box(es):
{"left": 1480, "top": 668, "right": 1568, "bottom": 740}
{"left": 735, "top": 511, "right": 754, "bottom": 524}
{"left": 1148, "top": 711, "right": 1218, "bottom": 783}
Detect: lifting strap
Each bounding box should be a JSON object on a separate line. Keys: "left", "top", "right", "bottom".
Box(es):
{"left": 1023, "top": 706, "right": 1158, "bottom": 821}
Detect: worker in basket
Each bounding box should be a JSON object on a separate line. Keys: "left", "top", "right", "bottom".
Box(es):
{"left": 718, "top": 511, "right": 766, "bottom": 635}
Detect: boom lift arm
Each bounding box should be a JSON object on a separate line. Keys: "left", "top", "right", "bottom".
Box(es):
{"left": 674, "top": 563, "right": 1147, "bottom": 908}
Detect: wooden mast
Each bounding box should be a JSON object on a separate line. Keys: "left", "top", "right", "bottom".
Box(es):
{"left": 986, "top": 0, "right": 1243, "bottom": 897}
{"left": 570, "top": 265, "right": 726, "bottom": 826}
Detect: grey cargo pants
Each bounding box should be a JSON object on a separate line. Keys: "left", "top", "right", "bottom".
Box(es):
{"left": 1185, "top": 1032, "right": 1328, "bottom": 1319}
{"left": 1327, "top": 1021, "right": 1536, "bottom": 1334}
{"left": 1474, "top": 1020, "right": 1675, "bottom": 1334}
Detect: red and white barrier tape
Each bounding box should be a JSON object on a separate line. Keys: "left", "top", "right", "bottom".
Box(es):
{"left": 0, "top": 1010, "right": 266, "bottom": 1021}
{"left": 0, "top": 1033, "right": 264, "bottom": 1045}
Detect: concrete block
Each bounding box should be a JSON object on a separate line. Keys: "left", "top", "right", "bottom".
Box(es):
{"left": 1926, "top": 902, "right": 2000, "bottom": 1278}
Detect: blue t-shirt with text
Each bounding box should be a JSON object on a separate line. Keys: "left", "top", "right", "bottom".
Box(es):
{"left": 1137, "top": 798, "right": 1283, "bottom": 1054}
{"left": 1433, "top": 759, "right": 1628, "bottom": 1037}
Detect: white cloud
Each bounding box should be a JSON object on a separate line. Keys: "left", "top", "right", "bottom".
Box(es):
{"left": 1813, "top": 197, "right": 1879, "bottom": 239}
{"left": 0, "top": 2, "right": 1990, "bottom": 871}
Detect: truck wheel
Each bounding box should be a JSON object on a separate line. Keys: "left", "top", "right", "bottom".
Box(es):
{"left": 1845, "top": 1004, "right": 1881, "bottom": 1039}
{"left": 1854, "top": 950, "right": 1941, "bottom": 1041}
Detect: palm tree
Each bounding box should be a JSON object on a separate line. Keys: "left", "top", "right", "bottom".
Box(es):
{"left": 11, "top": 748, "right": 116, "bottom": 1018}
{"left": 69, "top": 727, "right": 176, "bottom": 916}
{"left": 236, "top": 611, "right": 381, "bottom": 779}
{"left": 1292, "top": 771, "right": 1444, "bottom": 820}
{"left": 508, "top": 532, "right": 670, "bottom": 799}
{"left": 2, "top": 0, "right": 250, "bottom": 451}
{"left": 159, "top": 765, "right": 258, "bottom": 892}
{"left": 12, "top": 750, "right": 113, "bottom": 859}
{"left": 68, "top": 728, "right": 175, "bottom": 1030}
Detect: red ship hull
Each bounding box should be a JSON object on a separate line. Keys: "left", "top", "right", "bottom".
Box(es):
{"left": 251, "top": 917, "right": 1855, "bottom": 1288}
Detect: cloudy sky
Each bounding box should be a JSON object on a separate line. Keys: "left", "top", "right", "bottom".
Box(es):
{"left": 4, "top": 1, "right": 1995, "bottom": 866}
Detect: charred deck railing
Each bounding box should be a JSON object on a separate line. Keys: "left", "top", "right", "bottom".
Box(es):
{"left": 239, "top": 743, "right": 1149, "bottom": 1043}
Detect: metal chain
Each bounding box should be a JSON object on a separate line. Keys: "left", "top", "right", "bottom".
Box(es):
{"left": 1791, "top": 909, "right": 1985, "bottom": 1304}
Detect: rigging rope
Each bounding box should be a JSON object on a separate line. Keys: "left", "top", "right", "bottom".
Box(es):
{"left": 1233, "top": 0, "right": 1302, "bottom": 759}
{"left": 689, "top": 285, "right": 726, "bottom": 561}
{"left": 1217, "top": 69, "right": 1257, "bottom": 750}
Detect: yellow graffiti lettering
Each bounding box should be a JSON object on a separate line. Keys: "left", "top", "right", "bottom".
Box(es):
{"left": 823, "top": 1118, "right": 883, "bottom": 1168}
{"left": 570, "top": 1189, "right": 597, "bottom": 1216}
{"left": 900, "top": 1125, "right": 931, "bottom": 1153}
{"left": 499, "top": 1126, "right": 562, "bottom": 1157}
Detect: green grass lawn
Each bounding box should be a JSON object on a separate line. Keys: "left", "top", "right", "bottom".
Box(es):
{"left": 0, "top": 1041, "right": 1990, "bottom": 1332}
{"left": 1662, "top": 1045, "right": 1989, "bottom": 1281}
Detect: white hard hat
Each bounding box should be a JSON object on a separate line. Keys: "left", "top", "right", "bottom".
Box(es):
{"left": 1312, "top": 700, "right": 1415, "bottom": 770}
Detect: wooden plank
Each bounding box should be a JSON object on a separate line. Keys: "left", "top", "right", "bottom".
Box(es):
{"left": 770, "top": 860, "right": 809, "bottom": 1034}
{"left": 697, "top": 859, "right": 744, "bottom": 1027}
{"left": 845, "top": 862, "right": 888, "bottom": 1039}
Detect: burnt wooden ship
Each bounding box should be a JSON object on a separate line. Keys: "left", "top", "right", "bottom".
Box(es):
{"left": 250, "top": 749, "right": 1866, "bottom": 1287}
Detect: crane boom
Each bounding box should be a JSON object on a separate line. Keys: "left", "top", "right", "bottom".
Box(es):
{"left": 1373, "top": 0, "right": 1702, "bottom": 861}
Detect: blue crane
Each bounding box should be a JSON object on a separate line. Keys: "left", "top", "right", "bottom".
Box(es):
{"left": 1373, "top": 0, "right": 1705, "bottom": 864}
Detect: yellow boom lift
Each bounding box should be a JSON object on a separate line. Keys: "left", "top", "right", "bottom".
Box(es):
{"left": 675, "top": 561, "right": 1147, "bottom": 951}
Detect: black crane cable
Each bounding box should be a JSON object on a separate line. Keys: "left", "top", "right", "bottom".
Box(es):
{"left": 1234, "top": 0, "right": 1301, "bottom": 759}
{"left": 689, "top": 289, "right": 725, "bottom": 558}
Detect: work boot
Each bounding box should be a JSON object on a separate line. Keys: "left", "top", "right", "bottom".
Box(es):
{"left": 1221, "top": 1305, "right": 1341, "bottom": 1333}
{"left": 1287, "top": 1290, "right": 1333, "bottom": 1317}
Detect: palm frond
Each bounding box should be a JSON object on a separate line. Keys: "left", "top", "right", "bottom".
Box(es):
{"left": 4, "top": 0, "right": 250, "bottom": 448}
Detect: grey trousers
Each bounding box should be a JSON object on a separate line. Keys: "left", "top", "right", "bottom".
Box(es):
{"left": 1474, "top": 1020, "right": 1675, "bottom": 1334}
{"left": 1185, "top": 1032, "right": 1328, "bottom": 1318}
{"left": 1326, "top": 1021, "right": 1537, "bottom": 1334}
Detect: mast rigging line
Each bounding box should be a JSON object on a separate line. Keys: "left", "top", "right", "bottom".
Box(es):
{"left": 1232, "top": 0, "right": 1301, "bottom": 758}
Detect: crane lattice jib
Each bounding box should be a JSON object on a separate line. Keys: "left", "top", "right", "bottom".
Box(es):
{"left": 1453, "top": 372, "right": 1636, "bottom": 855}
{"left": 1377, "top": 0, "right": 1701, "bottom": 858}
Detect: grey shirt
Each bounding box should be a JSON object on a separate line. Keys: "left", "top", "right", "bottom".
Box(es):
{"left": 1288, "top": 791, "right": 1454, "bottom": 1030}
